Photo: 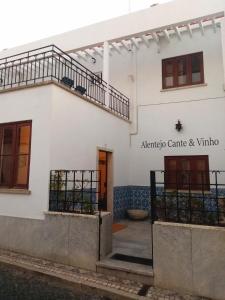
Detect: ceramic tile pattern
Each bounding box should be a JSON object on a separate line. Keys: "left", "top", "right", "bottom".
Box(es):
{"left": 113, "top": 186, "right": 225, "bottom": 220}
{"left": 114, "top": 186, "right": 150, "bottom": 220}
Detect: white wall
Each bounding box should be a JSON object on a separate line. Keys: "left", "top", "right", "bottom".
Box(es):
{"left": 0, "top": 83, "right": 130, "bottom": 220}
{"left": 0, "top": 3, "right": 224, "bottom": 220}
{"left": 83, "top": 26, "right": 225, "bottom": 186}
{"left": 0, "top": 0, "right": 224, "bottom": 57}
{"left": 0, "top": 86, "right": 52, "bottom": 219}
{"left": 134, "top": 27, "right": 224, "bottom": 106}
{"left": 78, "top": 25, "right": 225, "bottom": 117}
{"left": 50, "top": 85, "right": 130, "bottom": 187}
{"left": 130, "top": 98, "right": 225, "bottom": 186}
{"left": 74, "top": 25, "right": 225, "bottom": 105}
{"left": 106, "top": 26, "right": 225, "bottom": 186}
{"left": 89, "top": 26, "right": 222, "bottom": 105}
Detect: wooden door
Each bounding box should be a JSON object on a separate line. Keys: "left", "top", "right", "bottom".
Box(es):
{"left": 165, "top": 155, "right": 209, "bottom": 190}
{"left": 98, "top": 151, "right": 108, "bottom": 210}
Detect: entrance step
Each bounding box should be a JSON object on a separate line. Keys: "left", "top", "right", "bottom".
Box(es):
{"left": 96, "top": 254, "right": 154, "bottom": 285}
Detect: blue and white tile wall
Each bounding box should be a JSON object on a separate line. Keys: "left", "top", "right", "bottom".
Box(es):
{"left": 113, "top": 186, "right": 150, "bottom": 220}
{"left": 113, "top": 186, "right": 130, "bottom": 220}
{"left": 113, "top": 186, "right": 225, "bottom": 221}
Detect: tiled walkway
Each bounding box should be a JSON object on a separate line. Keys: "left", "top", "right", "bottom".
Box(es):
{"left": 113, "top": 220, "right": 152, "bottom": 259}
{"left": 0, "top": 249, "right": 207, "bottom": 299}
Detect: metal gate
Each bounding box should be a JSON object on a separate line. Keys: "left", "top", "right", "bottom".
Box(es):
{"left": 150, "top": 170, "right": 225, "bottom": 227}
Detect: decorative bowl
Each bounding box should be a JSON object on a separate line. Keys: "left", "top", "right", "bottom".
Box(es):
{"left": 127, "top": 209, "right": 149, "bottom": 220}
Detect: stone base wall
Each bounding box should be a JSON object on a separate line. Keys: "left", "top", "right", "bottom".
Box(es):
{"left": 153, "top": 222, "right": 225, "bottom": 300}
{"left": 0, "top": 212, "right": 112, "bottom": 271}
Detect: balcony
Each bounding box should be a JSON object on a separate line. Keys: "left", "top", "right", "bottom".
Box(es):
{"left": 0, "top": 45, "right": 130, "bottom": 120}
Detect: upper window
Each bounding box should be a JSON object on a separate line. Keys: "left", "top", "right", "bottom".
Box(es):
{"left": 162, "top": 52, "right": 204, "bottom": 89}
{"left": 0, "top": 121, "right": 32, "bottom": 189}
{"left": 164, "top": 155, "right": 209, "bottom": 191}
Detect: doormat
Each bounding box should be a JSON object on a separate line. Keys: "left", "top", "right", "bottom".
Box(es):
{"left": 111, "top": 253, "right": 153, "bottom": 266}
{"left": 112, "top": 223, "right": 127, "bottom": 233}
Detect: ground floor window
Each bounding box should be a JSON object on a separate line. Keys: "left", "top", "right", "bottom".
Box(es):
{"left": 0, "top": 120, "right": 32, "bottom": 189}
{"left": 164, "top": 155, "right": 209, "bottom": 191}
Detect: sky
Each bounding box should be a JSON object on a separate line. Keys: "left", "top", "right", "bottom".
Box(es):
{"left": 0, "top": 0, "right": 171, "bottom": 51}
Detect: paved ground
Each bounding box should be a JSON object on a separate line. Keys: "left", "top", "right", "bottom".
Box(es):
{"left": 0, "top": 249, "right": 209, "bottom": 300}
{"left": 113, "top": 219, "right": 152, "bottom": 259}
{"left": 0, "top": 262, "right": 106, "bottom": 300}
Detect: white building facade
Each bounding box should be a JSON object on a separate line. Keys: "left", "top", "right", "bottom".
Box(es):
{"left": 0, "top": 0, "right": 224, "bottom": 221}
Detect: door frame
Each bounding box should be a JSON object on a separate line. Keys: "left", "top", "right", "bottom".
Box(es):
{"left": 96, "top": 147, "right": 113, "bottom": 215}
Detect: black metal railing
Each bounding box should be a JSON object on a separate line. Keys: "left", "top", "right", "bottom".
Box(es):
{"left": 49, "top": 170, "right": 101, "bottom": 214}
{"left": 0, "top": 45, "right": 130, "bottom": 120}
{"left": 150, "top": 170, "right": 225, "bottom": 227}
{"left": 109, "top": 85, "right": 129, "bottom": 119}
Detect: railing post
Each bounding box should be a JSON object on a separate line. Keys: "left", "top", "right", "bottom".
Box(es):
{"left": 103, "top": 41, "right": 110, "bottom": 108}
{"left": 150, "top": 171, "right": 156, "bottom": 268}
{"left": 176, "top": 170, "right": 179, "bottom": 222}
{"left": 188, "top": 171, "right": 192, "bottom": 224}
{"left": 150, "top": 171, "right": 156, "bottom": 224}
{"left": 215, "top": 171, "right": 220, "bottom": 225}
{"left": 98, "top": 170, "right": 102, "bottom": 261}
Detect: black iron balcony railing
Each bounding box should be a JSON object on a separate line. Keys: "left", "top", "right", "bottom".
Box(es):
{"left": 0, "top": 45, "right": 130, "bottom": 120}
{"left": 109, "top": 85, "right": 129, "bottom": 120}
{"left": 150, "top": 170, "right": 225, "bottom": 227}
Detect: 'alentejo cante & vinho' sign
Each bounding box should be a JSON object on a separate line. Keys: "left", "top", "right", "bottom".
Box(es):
{"left": 141, "top": 137, "right": 220, "bottom": 150}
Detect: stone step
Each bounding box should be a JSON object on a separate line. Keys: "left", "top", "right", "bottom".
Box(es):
{"left": 96, "top": 254, "right": 154, "bottom": 286}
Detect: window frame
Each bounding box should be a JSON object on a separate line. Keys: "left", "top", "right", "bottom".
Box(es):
{"left": 162, "top": 52, "right": 204, "bottom": 90}
{"left": 0, "top": 120, "right": 32, "bottom": 189}
{"left": 164, "top": 155, "right": 210, "bottom": 191}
